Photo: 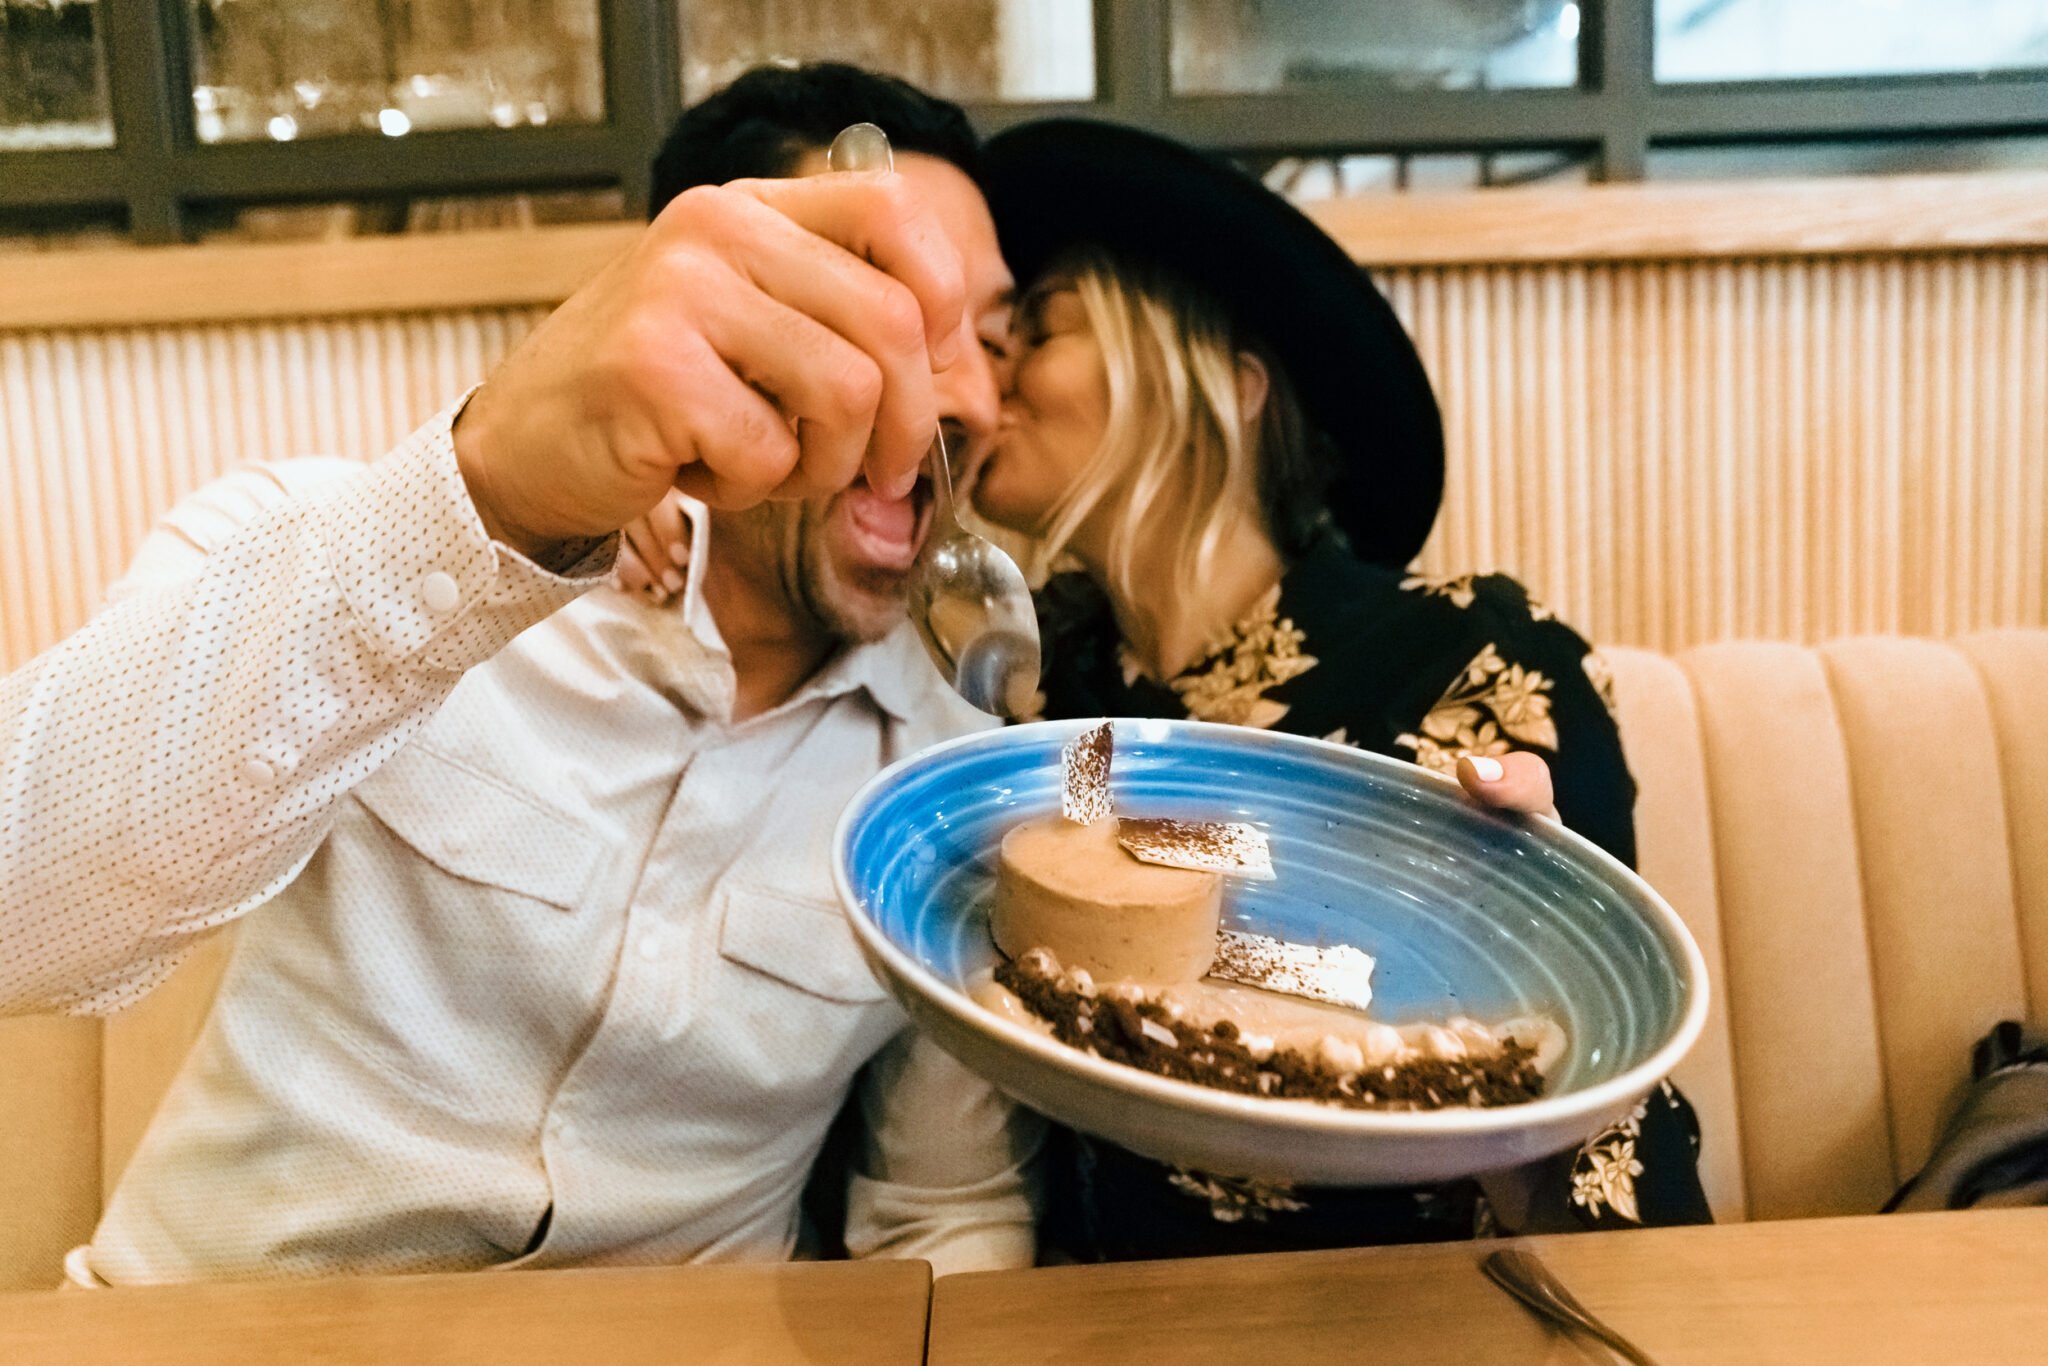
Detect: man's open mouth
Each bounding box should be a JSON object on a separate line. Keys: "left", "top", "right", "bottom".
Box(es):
{"left": 841, "top": 470, "right": 936, "bottom": 573}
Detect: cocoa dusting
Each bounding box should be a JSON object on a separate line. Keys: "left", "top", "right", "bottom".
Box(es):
{"left": 1061, "top": 722, "right": 1115, "bottom": 826}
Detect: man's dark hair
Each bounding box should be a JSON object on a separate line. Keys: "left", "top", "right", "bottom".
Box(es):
{"left": 648, "top": 63, "right": 980, "bottom": 219}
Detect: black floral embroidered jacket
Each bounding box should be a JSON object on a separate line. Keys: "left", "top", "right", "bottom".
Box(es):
{"left": 1026, "top": 533, "right": 1711, "bottom": 1262}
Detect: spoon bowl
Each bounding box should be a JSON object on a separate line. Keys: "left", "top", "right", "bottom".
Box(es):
{"left": 908, "top": 517, "right": 1041, "bottom": 716}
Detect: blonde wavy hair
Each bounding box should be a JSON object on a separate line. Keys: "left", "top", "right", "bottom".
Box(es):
{"left": 1022, "top": 250, "right": 1324, "bottom": 610}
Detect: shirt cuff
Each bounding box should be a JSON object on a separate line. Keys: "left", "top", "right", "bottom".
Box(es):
{"left": 312, "top": 393, "right": 616, "bottom": 675}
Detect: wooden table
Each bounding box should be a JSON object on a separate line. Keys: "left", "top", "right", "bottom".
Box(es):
{"left": 0, "top": 1258, "right": 931, "bottom": 1365}
{"left": 928, "top": 1209, "right": 2048, "bottom": 1365}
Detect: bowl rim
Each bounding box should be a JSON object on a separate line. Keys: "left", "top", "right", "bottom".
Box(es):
{"left": 832, "top": 717, "right": 1711, "bottom": 1141}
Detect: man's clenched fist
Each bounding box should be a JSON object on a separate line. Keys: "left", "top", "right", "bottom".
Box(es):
{"left": 453, "top": 169, "right": 964, "bottom": 561}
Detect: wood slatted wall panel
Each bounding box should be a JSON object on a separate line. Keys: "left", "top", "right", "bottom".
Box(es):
{"left": 1, "top": 309, "right": 548, "bottom": 670}
{"left": 4, "top": 254, "right": 2045, "bottom": 670}
{"left": 1381, "top": 251, "right": 2048, "bottom": 652}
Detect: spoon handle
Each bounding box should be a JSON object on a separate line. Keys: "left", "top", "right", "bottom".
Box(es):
{"left": 928, "top": 425, "right": 960, "bottom": 532}
{"left": 829, "top": 121, "right": 960, "bottom": 530}
{"left": 827, "top": 121, "right": 894, "bottom": 175}
{"left": 1482, "top": 1249, "right": 1660, "bottom": 1366}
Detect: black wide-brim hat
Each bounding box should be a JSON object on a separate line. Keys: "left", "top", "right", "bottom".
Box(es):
{"left": 979, "top": 118, "right": 1444, "bottom": 569}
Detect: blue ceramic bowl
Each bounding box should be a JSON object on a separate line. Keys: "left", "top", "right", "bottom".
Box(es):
{"left": 833, "top": 718, "right": 1708, "bottom": 1184}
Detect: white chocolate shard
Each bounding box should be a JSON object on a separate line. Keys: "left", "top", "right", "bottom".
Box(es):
{"left": 1209, "top": 929, "right": 1376, "bottom": 1013}
{"left": 1060, "top": 721, "right": 1115, "bottom": 825}
{"left": 1117, "top": 818, "right": 1275, "bottom": 881}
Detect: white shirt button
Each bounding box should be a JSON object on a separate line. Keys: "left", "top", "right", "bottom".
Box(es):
{"left": 636, "top": 930, "right": 664, "bottom": 963}
{"left": 421, "top": 571, "right": 462, "bottom": 615}
{"left": 241, "top": 756, "right": 277, "bottom": 786}
{"left": 548, "top": 1116, "right": 574, "bottom": 1144}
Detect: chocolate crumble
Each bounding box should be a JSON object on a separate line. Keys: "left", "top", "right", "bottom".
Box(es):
{"left": 995, "top": 952, "right": 1544, "bottom": 1111}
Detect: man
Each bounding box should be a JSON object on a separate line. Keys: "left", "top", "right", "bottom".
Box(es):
{"left": 25, "top": 65, "right": 1038, "bottom": 1286}
{"left": 0, "top": 64, "right": 970, "bottom": 1017}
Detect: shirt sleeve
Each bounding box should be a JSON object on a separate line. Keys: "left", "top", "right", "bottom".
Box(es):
{"left": 0, "top": 399, "right": 613, "bottom": 1017}
{"left": 841, "top": 1028, "right": 1046, "bottom": 1277}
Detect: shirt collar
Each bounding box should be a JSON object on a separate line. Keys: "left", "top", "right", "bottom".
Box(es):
{"left": 672, "top": 497, "right": 727, "bottom": 659}
{"left": 831, "top": 622, "right": 945, "bottom": 723}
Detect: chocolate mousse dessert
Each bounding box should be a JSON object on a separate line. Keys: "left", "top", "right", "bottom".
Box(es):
{"left": 974, "top": 722, "right": 1559, "bottom": 1112}
{"left": 992, "top": 814, "right": 1223, "bottom": 984}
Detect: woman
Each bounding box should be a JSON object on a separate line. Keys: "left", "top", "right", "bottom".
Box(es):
{"left": 964, "top": 118, "right": 1709, "bottom": 1261}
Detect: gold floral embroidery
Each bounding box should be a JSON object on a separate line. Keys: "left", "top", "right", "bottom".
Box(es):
{"left": 1571, "top": 1099, "right": 1648, "bottom": 1223}
{"left": 1167, "top": 586, "right": 1318, "bottom": 729}
{"left": 1582, "top": 650, "right": 1619, "bottom": 720}
{"left": 1400, "top": 572, "right": 1478, "bottom": 609}
{"left": 1393, "top": 644, "right": 1559, "bottom": 775}
{"left": 1167, "top": 1168, "right": 1309, "bottom": 1223}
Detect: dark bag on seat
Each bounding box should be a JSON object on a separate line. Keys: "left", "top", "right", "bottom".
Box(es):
{"left": 1885, "top": 1021, "right": 2048, "bottom": 1213}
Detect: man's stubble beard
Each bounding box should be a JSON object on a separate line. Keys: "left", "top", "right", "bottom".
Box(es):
{"left": 723, "top": 498, "right": 907, "bottom": 647}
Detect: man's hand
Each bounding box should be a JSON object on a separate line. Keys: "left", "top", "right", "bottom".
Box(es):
{"left": 453, "top": 171, "right": 964, "bottom": 561}
{"left": 1455, "top": 751, "right": 1559, "bottom": 820}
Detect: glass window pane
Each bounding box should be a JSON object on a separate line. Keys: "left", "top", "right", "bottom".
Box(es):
{"left": 1249, "top": 148, "right": 1593, "bottom": 201}
{"left": 1646, "top": 134, "right": 2048, "bottom": 179}
{"left": 0, "top": 205, "right": 127, "bottom": 250}
{"left": 0, "top": 0, "right": 115, "bottom": 150}
{"left": 186, "top": 187, "right": 626, "bottom": 242}
{"left": 1172, "top": 0, "right": 1580, "bottom": 94}
{"left": 185, "top": 0, "right": 605, "bottom": 145}
{"left": 1656, "top": 0, "right": 2048, "bottom": 82}
{"left": 680, "top": 0, "right": 1096, "bottom": 105}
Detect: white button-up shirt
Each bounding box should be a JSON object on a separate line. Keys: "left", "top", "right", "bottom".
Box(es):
{"left": 0, "top": 405, "right": 1036, "bottom": 1283}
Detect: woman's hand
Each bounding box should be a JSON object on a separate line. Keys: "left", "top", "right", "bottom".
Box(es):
{"left": 610, "top": 491, "right": 693, "bottom": 606}
{"left": 1454, "top": 751, "right": 1559, "bottom": 821}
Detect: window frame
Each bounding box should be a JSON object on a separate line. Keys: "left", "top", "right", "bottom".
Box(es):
{"left": 2, "top": 0, "right": 2044, "bottom": 243}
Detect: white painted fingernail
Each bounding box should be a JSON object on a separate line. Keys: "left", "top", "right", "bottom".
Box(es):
{"left": 667, "top": 542, "right": 689, "bottom": 567}
{"left": 1469, "top": 756, "right": 1504, "bottom": 783}
{"left": 663, "top": 569, "right": 685, "bottom": 593}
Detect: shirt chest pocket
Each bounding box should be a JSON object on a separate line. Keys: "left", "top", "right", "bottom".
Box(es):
{"left": 351, "top": 742, "right": 608, "bottom": 915}
{"left": 303, "top": 744, "right": 614, "bottom": 1108}
{"left": 694, "top": 881, "right": 897, "bottom": 1104}
{"left": 716, "top": 881, "right": 890, "bottom": 1006}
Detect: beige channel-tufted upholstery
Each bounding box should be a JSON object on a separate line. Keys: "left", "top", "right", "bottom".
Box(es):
{"left": 3, "top": 631, "right": 2044, "bottom": 1288}
{"left": 1608, "top": 632, "right": 2048, "bottom": 1224}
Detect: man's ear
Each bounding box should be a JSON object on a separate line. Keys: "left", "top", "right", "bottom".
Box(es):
{"left": 1236, "top": 350, "right": 1271, "bottom": 428}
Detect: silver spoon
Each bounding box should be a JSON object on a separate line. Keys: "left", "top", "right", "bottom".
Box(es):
{"left": 1481, "top": 1248, "right": 1661, "bottom": 1365}
{"left": 827, "top": 122, "right": 1043, "bottom": 718}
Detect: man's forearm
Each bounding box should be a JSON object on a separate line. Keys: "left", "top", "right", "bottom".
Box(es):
{"left": 843, "top": 1031, "right": 1046, "bottom": 1275}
